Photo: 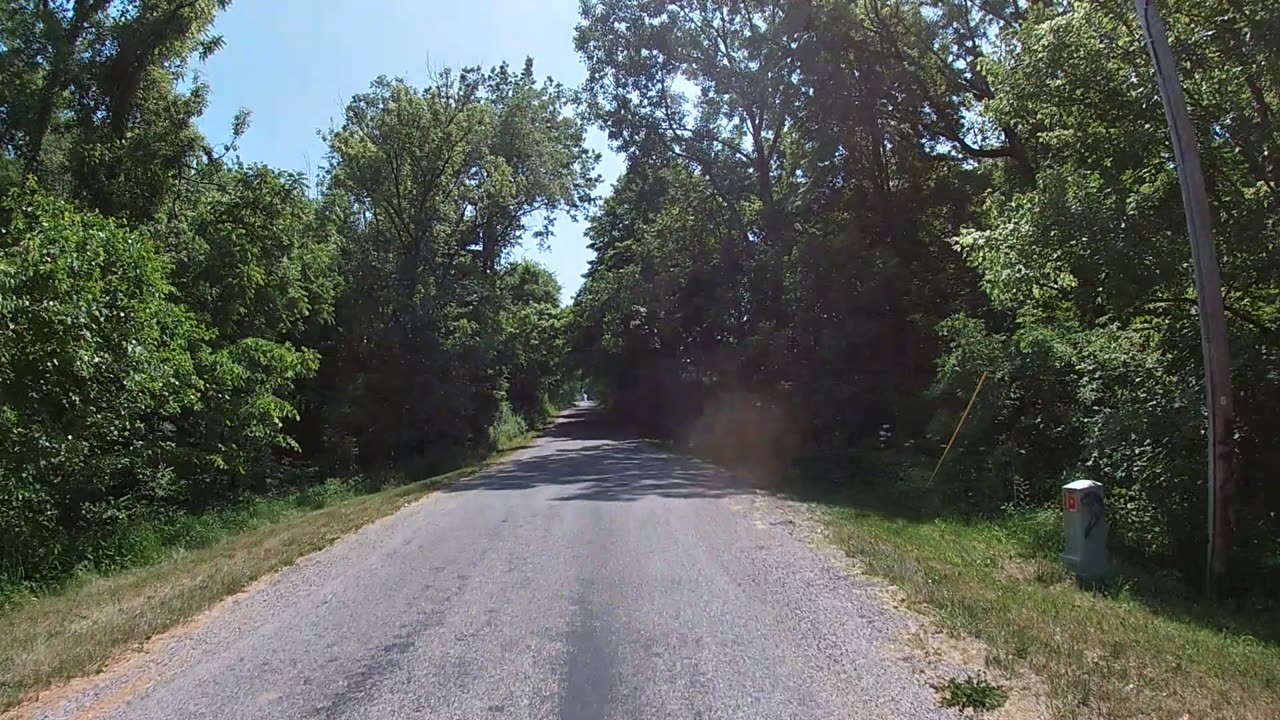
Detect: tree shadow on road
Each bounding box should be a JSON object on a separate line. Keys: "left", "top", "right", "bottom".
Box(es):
{"left": 446, "top": 407, "right": 754, "bottom": 503}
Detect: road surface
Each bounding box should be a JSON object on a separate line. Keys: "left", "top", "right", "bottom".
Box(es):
{"left": 33, "top": 408, "right": 960, "bottom": 720}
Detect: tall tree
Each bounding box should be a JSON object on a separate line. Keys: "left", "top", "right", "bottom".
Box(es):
{"left": 0, "top": 0, "right": 231, "bottom": 220}
{"left": 315, "top": 64, "right": 596, "bottom": 465}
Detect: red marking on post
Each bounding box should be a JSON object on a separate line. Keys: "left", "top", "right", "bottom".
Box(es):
{"left": 1066, "top": 494, "right": 1079, "bottom": 512}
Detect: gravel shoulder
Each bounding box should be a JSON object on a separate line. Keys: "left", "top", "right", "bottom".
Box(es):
{"left": 16, "top": 410, "right": 969, "bottom": 720}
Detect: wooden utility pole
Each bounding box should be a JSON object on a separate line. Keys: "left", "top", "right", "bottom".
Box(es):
{"left": 1134, "top": 0, "right": 1236, "bottom": 595}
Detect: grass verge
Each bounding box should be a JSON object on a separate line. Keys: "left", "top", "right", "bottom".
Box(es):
{"left": 811, "top": 478, "right": 1280, "bottom": 719}
{"left": 0, "top": 436, "right": 532, "bottom": 712}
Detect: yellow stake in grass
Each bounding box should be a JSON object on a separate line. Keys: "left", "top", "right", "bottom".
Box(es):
{"left": 927, "top": 372, "right": 988, "bottom": 488}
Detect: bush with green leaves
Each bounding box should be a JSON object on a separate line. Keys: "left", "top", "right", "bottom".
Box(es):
{"left": 0, "top": 185, "right": 201, "bottom": 578}
{"left": 500, "top": 261, "right": 572, "bottom": 426}
{"left": 0, "top": 182, "right": 334, "bottom": 585}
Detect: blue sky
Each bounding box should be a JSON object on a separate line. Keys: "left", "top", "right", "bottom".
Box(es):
{"left": 194, "top": 0, "right": 624, "bottom": 304}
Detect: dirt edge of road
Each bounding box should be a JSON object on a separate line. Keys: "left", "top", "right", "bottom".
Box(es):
{"left": 748, "top": 490, "right": 1051, "bottom": 720}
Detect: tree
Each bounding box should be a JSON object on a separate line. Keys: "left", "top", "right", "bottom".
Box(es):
{"left": 571, "top": 0, "right": 1280, "bottom": 587}
{"left": 157, "top": 162, "right": 341, "bottom": 344}
{"left": 0, "top": 183, "right": 202, "bottom": 577}
{"left": 499, "top": 261, "right": 571, "bottom": 425}
{"left": 314, "top": 64, "right": 596, "bottom": 466}
{"left": 0, "top": 0, "right": 596, "bottom": 592}
{"left": 0, "top": 0, "right": 232, "bottom": 221}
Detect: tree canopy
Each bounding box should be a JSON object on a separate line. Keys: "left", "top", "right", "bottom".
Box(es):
{"left": 570, "top": 0, "right": 1280, "bottom": 589}
{"left": 0, "top": 1, "right": 590, "bottom": 591}
{"left": 1, "top": 0, "right": 1277, "bottom": 595}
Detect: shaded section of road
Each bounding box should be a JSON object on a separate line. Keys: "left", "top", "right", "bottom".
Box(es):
{"left": 29, "top": 407, "right": 957, "bottom": 720}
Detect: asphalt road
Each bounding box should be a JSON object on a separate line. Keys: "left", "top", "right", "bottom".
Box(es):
{"left": 35, "top": 407, "right": 959, "bottom": 720}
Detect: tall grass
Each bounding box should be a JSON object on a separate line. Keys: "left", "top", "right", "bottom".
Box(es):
{"left": 0, "top": 476, "right": 387, "bottom": 609}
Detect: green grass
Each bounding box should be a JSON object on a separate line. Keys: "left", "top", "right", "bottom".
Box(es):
{"left": 809, "top": 476, "right": 1280, "bottom": 719}
{"left": 0, "top": 433, "right": 534, "bottom": 712}
{"left": 1, "top": 476, "right": 370, "bottom": 608}
{"left": 935, "top": 673, "right": 1008, "bottom": 713}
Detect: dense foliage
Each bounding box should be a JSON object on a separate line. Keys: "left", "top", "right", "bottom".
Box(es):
{"left": 0, "top": 1, "right": 589, "bottom": 591}
{"left": 569, "top": 0, "right": 1280, "bottom": 588}
{"left": 3, "top": 0, "right": 1277, "bottom": 596}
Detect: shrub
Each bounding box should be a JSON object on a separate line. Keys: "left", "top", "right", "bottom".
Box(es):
{"left": 0, "top": 184, "right": 202, "bottom": 581}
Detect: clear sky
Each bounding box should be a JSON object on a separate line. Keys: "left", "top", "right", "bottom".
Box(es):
{"left": 194, "top": 0, "right": 624, "bottom": 304}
